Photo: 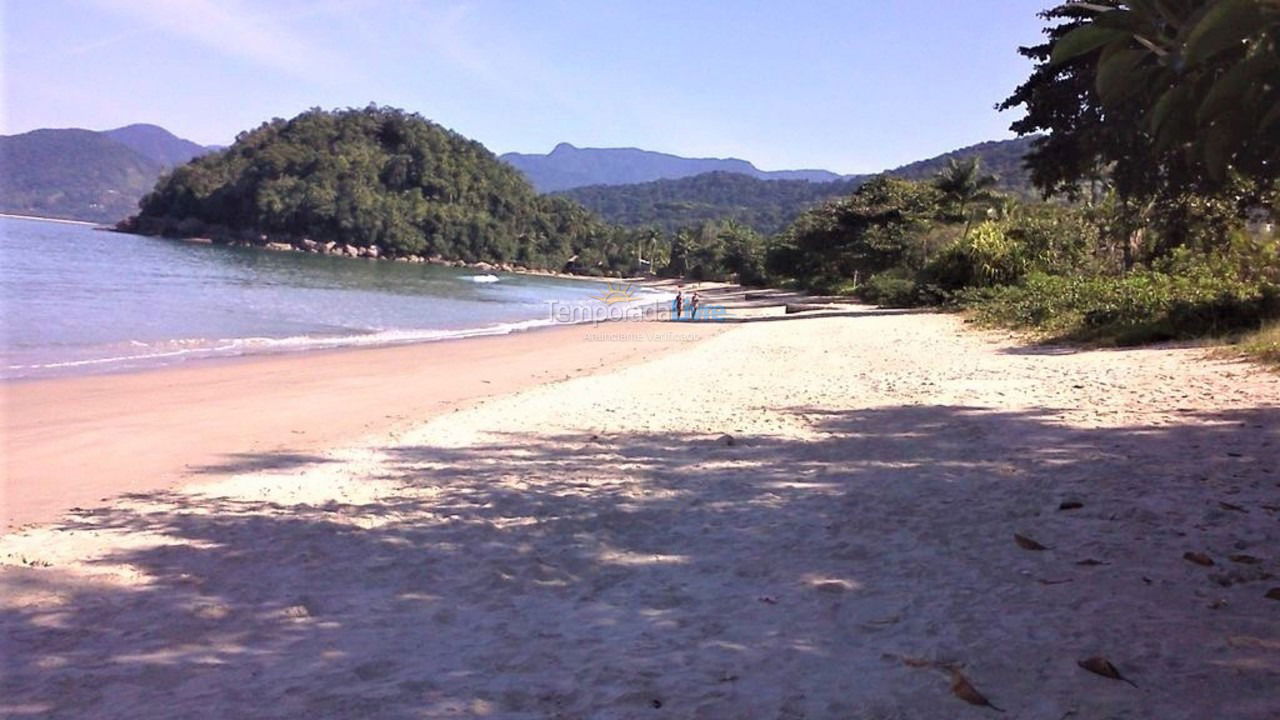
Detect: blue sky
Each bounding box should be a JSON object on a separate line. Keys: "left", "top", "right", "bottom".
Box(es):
{"left": 2, "top": 1, "right": 1050, "bottom": 174}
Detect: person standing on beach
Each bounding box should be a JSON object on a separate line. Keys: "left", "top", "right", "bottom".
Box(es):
{"left": 673, "top": 289, "right": 684, "bottom": 320}
{"left": 689, "top": 291, "right": 701, "bottom": 320}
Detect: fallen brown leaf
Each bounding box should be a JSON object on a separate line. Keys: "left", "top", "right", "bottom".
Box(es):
{"left": 1266, "top": 588, "right": 1280, "bottom": 601}
{"left": 1230, "top": 554, "right": 1262, "bottom": 564}
{"left": 1059, "top": 501, "right": 1084, "bottom": 511}
{"left": 1218, "top": 501, "right": 1248, "bottom": 513}
{"left": 1075, "top": 558, "right": 1108, "bottom": 566}
{"left": 949, "top": 669, "right": 1004, "bottom": 712}
{"left": 1077, "top": 656, "right": 1137, "bottom": 687}
{"left": 1183, "top": 551, "right": 1214, "bottom": 566}
{"left": 1015, "top": 533, "right": 1049, "bottom": 551}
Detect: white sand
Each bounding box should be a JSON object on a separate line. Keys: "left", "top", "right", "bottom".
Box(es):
{"left": 3, "top": 308, "right": 1278, "bottom": 718}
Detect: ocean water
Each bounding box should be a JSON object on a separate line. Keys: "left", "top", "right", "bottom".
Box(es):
{"left": 0, "top": 216, "right": 665, "bottom": 379}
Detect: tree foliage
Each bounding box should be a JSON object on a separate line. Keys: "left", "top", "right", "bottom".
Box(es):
{"left": 128, "top": 106, "right": 614, "bottom": 269}
{"left": 1001, "top": 1, "right": 1279, "bottom": 200}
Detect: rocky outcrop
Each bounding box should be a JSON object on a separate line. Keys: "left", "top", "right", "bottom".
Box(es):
{"left": 122, "top": 223, "right": 594, "bottom": 278}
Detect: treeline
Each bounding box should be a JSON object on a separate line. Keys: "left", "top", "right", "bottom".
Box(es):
{"left": 560, "top": 172, "right": 862, "bottom": 234}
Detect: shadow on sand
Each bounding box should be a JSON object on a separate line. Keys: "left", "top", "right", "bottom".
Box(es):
{"left": 2, "top": 404, "right": 1277, "bottom": 717}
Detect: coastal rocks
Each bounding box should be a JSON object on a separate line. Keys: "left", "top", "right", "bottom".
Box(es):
{"left": 140, "top": 225, "right": 594, "bottom": 279}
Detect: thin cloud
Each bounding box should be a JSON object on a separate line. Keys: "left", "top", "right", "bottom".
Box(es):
{"left": 89, "top": 0, "right": 351, "bottom": 82}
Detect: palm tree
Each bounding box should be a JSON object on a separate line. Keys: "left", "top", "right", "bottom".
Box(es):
{"left": 988, "top": 195, "right": 1020, "bottom": 222}
{"left": 933, "top": 157, "right": 999, "bottom": 237}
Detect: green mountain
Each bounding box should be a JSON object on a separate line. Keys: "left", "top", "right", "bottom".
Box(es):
{"left": 126, "top": 106, "right": 607, "bottom": 269}
{"left": 558, "top": 136, "right": 1041, "bottom": 234}
{"left": 0, "top": 129, "right": 165, "bottom": 223}
{"left": 879, "top": 136, "right": 1039, "bottom": 195}
{"left": 501, "top": 142, "right": 848, "bottom": 192}
{"left": 104, "top": 123, "right": 213, "bottom": 167}
{"left": 0, "top": 124, "right": 217, "bottom": 223}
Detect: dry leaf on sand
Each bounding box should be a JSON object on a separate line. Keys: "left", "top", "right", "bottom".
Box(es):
{"left": 1014, "top": 533, "right": 1049, "bottom": 551}
{"left": 949, "top": 669, "right": 1004, "bottom": 712}
{"left": 1077, "top": 656, "right": 1138, "bottom": 687}
{"left": 1183, "top": 551, "right": 1214, "bottom": 566}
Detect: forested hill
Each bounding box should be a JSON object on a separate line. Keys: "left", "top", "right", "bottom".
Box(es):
{"left": 560, "top": 172, "right": 865, "bottom": 234}
{"left": 0, "top": 124, "right": 215, "bottom": 223}
{"left": 0, "top": 129, "right": 166, "bottom": 223}
{"left": 501, "top": 143, "right": 847, "bottom": 192}
{"left": 558, "top": 136, "right": 1040, "bottom": 233}
{"left": 880, "top": 136, "right": 1039, "bottom": 195}
{"left": 126, "top": 107, "right": 610, "bottom": 269}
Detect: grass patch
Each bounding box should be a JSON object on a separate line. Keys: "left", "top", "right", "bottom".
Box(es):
{"left": 1234, "top": 321, "right": 1280, "bottom": 366}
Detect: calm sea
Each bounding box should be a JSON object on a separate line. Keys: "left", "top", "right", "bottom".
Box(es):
{"left": 0, "top": 216, "right": 664, "bottom": 379}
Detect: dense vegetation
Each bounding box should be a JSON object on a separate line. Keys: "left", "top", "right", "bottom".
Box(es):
{"left": 636, "top": 2, "right": 1279, "bottom": 357}
{"left": 752, "top": 1, "right": 1278, "bottom": 353}
{"left": 0, "top": 129, "right": 166, "bottom": 223}
{"left": 880, "top": 136, "right": 1040, "bottom": 197}
{"left": 559, "top": 137, "right": 1039, "bottom": 235}
{"left": 561, "top": 172, "right": 863, "bottom": 234}
{"left": 127, "top": 106, "right": 647, "bottom": 271}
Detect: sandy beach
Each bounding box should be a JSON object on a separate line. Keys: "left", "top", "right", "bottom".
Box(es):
{"left": 3, "top": 303, "right": 1279, "bottom": 718}
{"left": 2, "top": 317, "right": 724, "bottom": 530}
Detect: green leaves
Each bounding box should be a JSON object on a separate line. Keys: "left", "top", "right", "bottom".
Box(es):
{"left": 1183, "top": 0, "right": 1262, "bottom": 65}
{"left": 1035, "top": 0, "right": 1280, "bottom": 192}
{"left": 1050, "top": 23, "right": 1129, "bottom": 66}
{"left": 1096, "top": 46, "right": 1152, "bottom": 104}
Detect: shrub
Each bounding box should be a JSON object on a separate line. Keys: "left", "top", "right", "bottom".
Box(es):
{"left": 960, "top": 264, "right": 1280, "bottom": 344}
{"left": 858, "top": 270, "right": 922, "bottom": 308}
{"left": 922, "top": 221, "right": 1029, "bottom": 292}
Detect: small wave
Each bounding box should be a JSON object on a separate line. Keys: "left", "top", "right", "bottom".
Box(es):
{"left": 3, "top": 318, "right": 564, "bottom": 378}
{"left": 462, "top": 274, "right": 500, "bottom": 283}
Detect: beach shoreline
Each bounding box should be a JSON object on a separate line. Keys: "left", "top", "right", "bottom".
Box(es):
{"left": 1, "top": 317, "right": 726, "bottom": 531}
{"left": 0, "top": 212, "right": 101, "bottom": 227}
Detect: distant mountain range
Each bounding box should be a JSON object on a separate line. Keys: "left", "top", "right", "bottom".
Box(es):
{"left": 559, "top": 136, "right": 1041, "bottom": 233}
{"left": 0, "top": 124, "right": 217, "bottom": 223}
{"left": 0, "top": 119, "right": 1038, "bottom": 232}
{"left": 500, "top": 142, "right": 848, "bottom": 192}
